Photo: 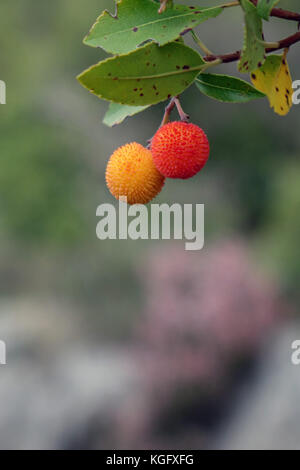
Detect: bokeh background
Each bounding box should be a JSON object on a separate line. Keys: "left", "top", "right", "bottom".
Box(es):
{"left": 0, "top": 0, "right": 300, "bottom": 450}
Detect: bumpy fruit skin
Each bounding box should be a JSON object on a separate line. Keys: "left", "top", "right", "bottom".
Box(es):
{"left": 151, "top": 121, "right": 210, "bottom": 179}
{"left": 106, "top": 142, "right": 165, "bottom": 205}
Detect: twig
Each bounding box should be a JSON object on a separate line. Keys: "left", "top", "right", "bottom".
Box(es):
{"left": 204, "top": 31, "right": 300, "bottom": 64}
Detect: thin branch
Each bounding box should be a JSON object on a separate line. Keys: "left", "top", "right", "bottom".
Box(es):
{"left": 204, "top": 31, "right": 300, "bottom": 64}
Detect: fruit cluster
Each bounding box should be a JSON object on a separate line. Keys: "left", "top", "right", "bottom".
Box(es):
{"left": 106, "top": 121, "right": 210, "bottom": 205}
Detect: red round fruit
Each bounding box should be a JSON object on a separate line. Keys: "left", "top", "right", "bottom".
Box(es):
{"left": 151, "top": 121, "right": 210, "bottom": 179}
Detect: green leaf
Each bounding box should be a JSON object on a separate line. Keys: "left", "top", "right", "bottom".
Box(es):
{"left": 77, "top": 42, "right": 205, "bottom": 106}
{"left": 103, "top": 102, "right": 150, "bottom": 127}
{"left": 195, "top": 73, "right": 265, "bottom": 102}
{"left": 84, "top": 0, "right": 223, "bottom": 55}
{"left": 238, "top": 0, "right": 265, "bottom": 73}
{"left": 257, "top": 0, "right": 280, "bottom": 20}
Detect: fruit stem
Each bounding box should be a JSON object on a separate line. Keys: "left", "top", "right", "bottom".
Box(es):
{"left": 160, "top": 96, "right": 189, "bottom": 126}
{"left": 174, "top": 97, "right": 190, "bottom": 123}
{"left": 147, "top": 96, "right": 189, "bottom": 148}
{"left": 160, "top": 97, "right": 176, "bottom": 127}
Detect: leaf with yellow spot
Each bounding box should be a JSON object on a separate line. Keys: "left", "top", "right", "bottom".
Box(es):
{"left": 250, "top": 50, "right": 293, "bottom": 116}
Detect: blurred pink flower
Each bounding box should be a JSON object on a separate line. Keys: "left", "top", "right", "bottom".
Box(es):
{"left": 137, "top": 239, "right": 281, "bottom": 389}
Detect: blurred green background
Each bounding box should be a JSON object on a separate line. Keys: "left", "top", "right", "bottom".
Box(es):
{"left": 0, "top": 0, "right": 299, "bottom": 450}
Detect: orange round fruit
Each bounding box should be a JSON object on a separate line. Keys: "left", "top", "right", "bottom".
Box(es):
{"left": 151, "top": 121, "right": 210, "bottom": 179}
{"left": 106, "top": 142, "right": 165, "bottom": 205}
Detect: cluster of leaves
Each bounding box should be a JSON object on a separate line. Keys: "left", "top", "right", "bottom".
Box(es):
{"left": 77, "top": 0, "right": 293, "bottom": 126}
